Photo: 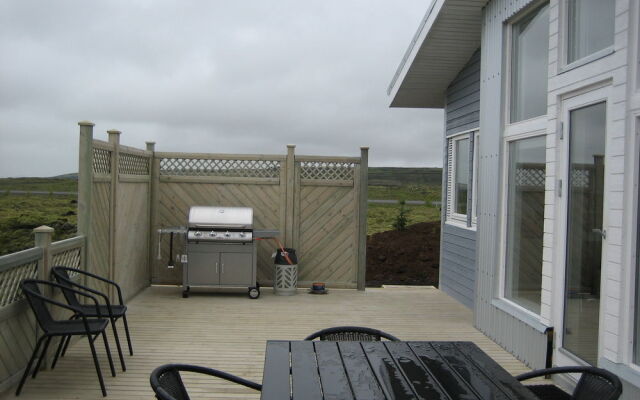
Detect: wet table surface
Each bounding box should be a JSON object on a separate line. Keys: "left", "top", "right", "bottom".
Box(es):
{"left": 260, "top": 341, "right": 538, "bottom": 400}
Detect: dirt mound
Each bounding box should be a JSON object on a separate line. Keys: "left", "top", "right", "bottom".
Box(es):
{"left": 366, "top": 221, "right": 440, "bottom": 287}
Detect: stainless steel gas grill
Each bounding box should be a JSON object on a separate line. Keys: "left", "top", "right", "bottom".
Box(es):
{"left": 184, "top": 206, "right": 260, "bottom": 299}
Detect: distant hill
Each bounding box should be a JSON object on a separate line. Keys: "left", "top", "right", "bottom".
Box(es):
{"left": 368, "top": 167, "right": 442, "bottom": 186}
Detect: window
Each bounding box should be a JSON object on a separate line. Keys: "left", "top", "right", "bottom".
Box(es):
{"left": 446, "top": 131, "right": 478, "bottom": 227}
{"left": 567, "top": 0, "right": 615, "bottom": 64}
{"left": 504, "top": 135, "right": 546, "bottom": 314}
{"left": 510, "top": 2, "right": 550, "bottom": 123}
{"left": 455, "top": 138, "right": 470, "bottom": 215}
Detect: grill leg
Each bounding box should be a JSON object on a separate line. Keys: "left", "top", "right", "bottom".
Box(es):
{"left": 16, "top": 336, "right": 45, "bottom": 396}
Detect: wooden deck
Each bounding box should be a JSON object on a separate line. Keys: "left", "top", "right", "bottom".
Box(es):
{"left": 1, "top": 286, "right": 534, "bottom": 399}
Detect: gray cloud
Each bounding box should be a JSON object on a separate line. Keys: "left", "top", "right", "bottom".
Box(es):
{"left": 0, "top": 0, "right": 442, "bottom": 177}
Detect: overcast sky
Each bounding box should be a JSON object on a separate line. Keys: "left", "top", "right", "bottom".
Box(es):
{"left": 0, "top": 0, "right": 443, "bottom": 178}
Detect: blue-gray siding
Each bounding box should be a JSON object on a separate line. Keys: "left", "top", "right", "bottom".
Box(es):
{"left": 439, "top": 49, "right": 480, "bottom": 309}
{"left": 446, "top": 49, "right": 481, "bottom": 137}
{"left": 440, "top": 224, "right": 476, "bottom": 309}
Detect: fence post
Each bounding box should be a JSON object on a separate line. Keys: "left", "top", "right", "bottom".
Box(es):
{"left": 34, "top": 225, "right": 54, "bottom": 368}
{"left": 285, "top": 144, "right": 296, "bottom": 247}
{"left": 357, "top": 147, "right": 369, "bottom": 290}
{"left": 146, "top": 141, "right": 157, "bottom": 285}
{"left": 107, "top": 130, "right": 121, "bottom": 299}
{"left": 78, "top": 121, "right": 94, "bottom": 275}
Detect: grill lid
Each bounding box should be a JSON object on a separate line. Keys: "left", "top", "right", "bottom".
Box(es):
{"left": 188, "top": 206, "right": 253, "bottom": 230}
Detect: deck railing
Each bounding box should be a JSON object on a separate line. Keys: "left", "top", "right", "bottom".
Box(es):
{"left": 0, "top": 229, "right": 85, "bottom": 393}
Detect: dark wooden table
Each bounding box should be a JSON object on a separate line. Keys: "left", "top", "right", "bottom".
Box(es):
{"left": 260, "top": 340, "right": 538, "bottom": 400}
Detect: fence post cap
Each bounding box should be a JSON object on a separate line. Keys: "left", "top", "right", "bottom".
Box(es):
{"left": 360, "top": 146, "right": 370, "bottom": 151}
{"left": 78, "top": 121, "right": 95, "bottom": 127}
{"left": 287, "top": 144, "right": 296, "bottom": 148}
{"left": 33, "top": 225, "right": 54, "bottom": 233}
{"left": 107, "top": 129, "right": 122, "bottom": 135}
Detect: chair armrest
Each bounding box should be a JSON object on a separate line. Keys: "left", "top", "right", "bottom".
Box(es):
{"left": 516, "top": 366, "right": 595, "bottom": 381}
{"left": 55, "top": 267, "right": 124, "bottom": 305}
{"left": 52, "top": 274, "right": 116, "bottom": 318}
{"left": 25, "top": 280, "right": 103, "bottom": 319}
{"left": 150, "top": 364, "right": 262, "bottom": 392}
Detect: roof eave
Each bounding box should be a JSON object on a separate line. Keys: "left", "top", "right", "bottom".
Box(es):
{"left": 388, "top": 0, "right": 486, "bottom": 109}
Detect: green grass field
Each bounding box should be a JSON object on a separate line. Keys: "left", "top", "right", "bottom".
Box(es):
{"left": 0, "top": 193, "right": 78, "bottom": 255}
{"left": 0, "top": 176, "right": 442, "bottom": 255}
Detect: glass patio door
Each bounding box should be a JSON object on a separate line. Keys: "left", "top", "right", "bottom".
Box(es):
{"left": 561, "top": 99, "right": 607, "bottom": 366}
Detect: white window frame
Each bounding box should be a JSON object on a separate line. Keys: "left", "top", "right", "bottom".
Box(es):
{"left": 497, "top": 130, "right": 548, "bottom": 321}
{"left": 472, "top": 131, "right": 480, "bottom": 225}
{"left": 445, "top": 129, "right": 478, "bottom": 229}
{"left": 558, "top": 0, "right": 616, "bottom": 73}
{"left": 503, "top": 0, "right": 550, "bottom": 128}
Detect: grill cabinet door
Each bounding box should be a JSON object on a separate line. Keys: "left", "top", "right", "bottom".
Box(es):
{"left": 220, "top": 252, "right": 252, "bottom": 285}
{"left": 187, "top": 249, "right": 220, "bottom": 285}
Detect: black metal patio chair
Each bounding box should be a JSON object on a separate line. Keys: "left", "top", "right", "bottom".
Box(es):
{"left": 516, "top": 366, "right": 623, "bottom": 400}
{"left": 51, "top": 266, "right": 133, "bottom": 372}
{"left": 17, "top": 279, "right": 116, "bottom": 397}
{"left": 150, "top": 364, "right": 262, "bottom": 400}
{"left": 304, "top": 326, "right": 400, "bottom": 341}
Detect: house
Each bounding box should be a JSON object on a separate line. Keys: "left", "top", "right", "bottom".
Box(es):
{"left": 388, "top": 0, "right": 640, "bottom": 397}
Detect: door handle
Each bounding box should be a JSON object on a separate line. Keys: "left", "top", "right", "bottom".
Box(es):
{"left": 215, "top": 262, "right": 218, "bottom": 273}
{"left": 592, "top": 228, "right": 607, "bottom": 239}
{"left": 221, "top": 264, "right": 225, "bottom": 274}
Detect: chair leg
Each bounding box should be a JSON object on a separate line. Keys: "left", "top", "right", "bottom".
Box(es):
{"left": 16, "top": 336, "right": 46, "bottom": 396}
{"left": 110, "top": 317, "right": 126, "bottom": 371}
{"left": 51, "top": 336, "right": 66, "bottom": 370}
{"left": 100, "top": 331, "right": 116, "bottom": 377}
{"left": 61, "top": 334, "right": 72, "bottom": 356}
{"left": 31, "top": 336, "right": 52, "bottom": 378}
{"left": 88, "top": 333, "right": 107, "bottom": 397}
{"left": 60, "top": 315, "right": 78, "bottom": 357}
{"left": 122, "top": 314, "right": 133, "bottom": 356}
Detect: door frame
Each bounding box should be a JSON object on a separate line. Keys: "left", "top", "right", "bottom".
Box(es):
{"left": 553, "top": 84, "right": 612, "bottom": 367}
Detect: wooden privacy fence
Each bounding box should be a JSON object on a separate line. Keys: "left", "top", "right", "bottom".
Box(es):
{"left": 79, "top": 122, "right": 369, "bottom": 290}
{"left": 0, "top": 228, "right": 85, "bottom": 393}
{"left": 78, "top": 122, "right": 153, "bottom": 301}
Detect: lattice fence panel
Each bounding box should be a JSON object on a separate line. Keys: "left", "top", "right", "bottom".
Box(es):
{"left": 515, "top": 167, "right": 546, "bottom": 187}
{"left": 571, "top": 169, "right": 590, "bottom": 188}
{"left": 160, "top": 158, "right": 280, "bottom": 178}
{"left": 120, "top": 152, "right": 150, "bottom": 175}
{"left": 0, "top": 261, "right": 38, "bottom": 308}
{"left": 299, "top": 161, "right": 355, "bottom": 181}
{"left": 52, "top": 247, "right": 82, "bottom": 279}
{"left": 93, "top": 148, "right": 112, "bottom": 175}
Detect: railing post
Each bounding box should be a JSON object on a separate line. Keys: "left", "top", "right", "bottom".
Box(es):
{"left": 146, "top": 141, "right": 158, "bottom": 285}
{"left": 357, "top": 147, "right": 369, "bottom": 290}
{"left": 285, "top": 144, "right": 296, "bottom": 247}
{"left": 34, "top": 225, "right": 54, "bottom": 369}
{"left": 34, "top": 226, "right": 54, "bottom": 285}
{"left": 78, "top": 121, "right": 94, "bottom": 274}
{"left": 107, "top": 130, "right": 121, "bottom": 299}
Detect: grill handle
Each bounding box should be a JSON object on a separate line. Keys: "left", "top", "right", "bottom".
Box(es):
{"left": 216, "top": 262, "right": 218, "bottom": 273}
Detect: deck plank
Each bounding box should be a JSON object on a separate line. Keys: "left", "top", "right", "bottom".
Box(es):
{"left": 0, "top": 286, "right": 533, "bottom": 399}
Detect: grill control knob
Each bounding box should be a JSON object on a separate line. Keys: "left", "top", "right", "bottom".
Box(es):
{"left": 209, "top": 231, "right": 216, "bottom": 237}
{"left": 240, "top": 232, "right": 246, "bottom": 238}
{"left": 225, "top": 231, "right": 231, "bottom": 237}
{"left": 195, "top": 231, "right": 202, "bottom": 237}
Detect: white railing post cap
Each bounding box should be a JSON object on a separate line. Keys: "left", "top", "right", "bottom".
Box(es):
{"left": 287, "top": 144, "right": 296, "bottom": 149}
{"left": 33, "top": 225, "right": 54, "bottom": 234}
{"left": 78, "top": 121, "right": 95, "bottom": 127}
{"left": 107, "top": 129, "right": 122, "bottom": 135}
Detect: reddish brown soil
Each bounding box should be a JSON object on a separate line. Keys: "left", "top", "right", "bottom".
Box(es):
{"left": 366, "top": 221, "right": 440, "bottom": 287}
